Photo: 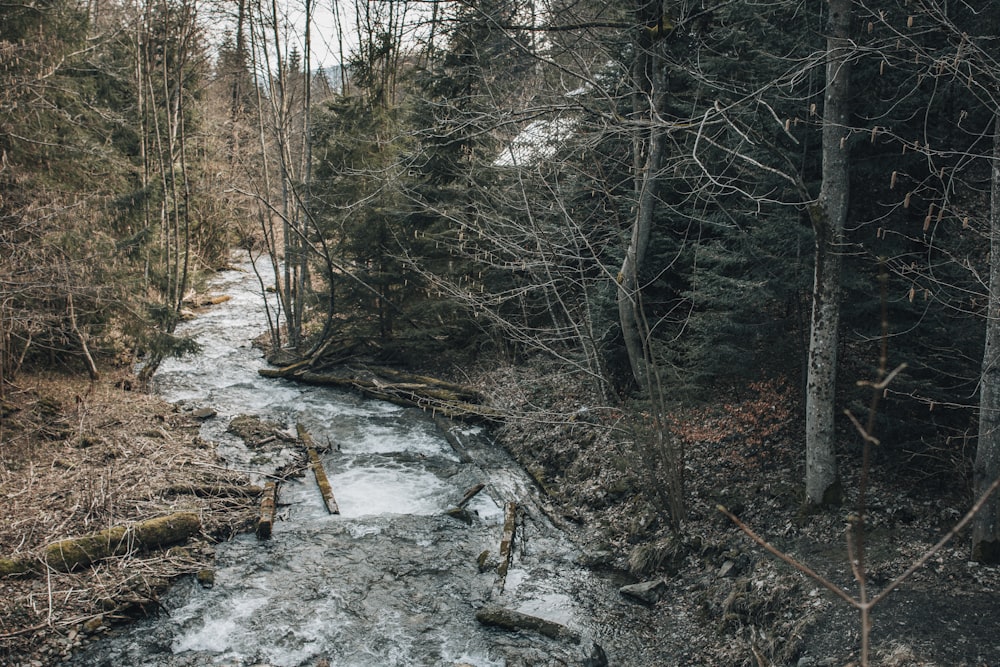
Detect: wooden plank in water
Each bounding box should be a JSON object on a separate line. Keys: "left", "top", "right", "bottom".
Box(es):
{"left": 256, "top": 481, "right": 277, "bottom": 540}
{"left": 495, "top": 501, "right": 517, "bottom": 594}
{"left": 307, "top": 448, "right": 340, "bottom": 514}
{"left": 298, "top": 423, "right": 340, "bottom": 515}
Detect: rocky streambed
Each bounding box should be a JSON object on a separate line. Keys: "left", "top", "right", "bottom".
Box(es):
{"left": 59, "top": 252, "right": 656, "bottom": 667}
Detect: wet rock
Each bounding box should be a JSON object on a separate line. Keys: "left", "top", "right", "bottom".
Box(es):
{"left": 797, "top": 657, "right": 838, "bottom": 667}
{"left": 445, "top": 507, "right": 473, "bottom": 524}
{"left": 577, "top": 549, "right": 614, "bottom": 568}
{"left": 620, "top": 578, "right": 668, "bottom": 605}
{"left": 477, "top": 550, "right": 498, "bottom": 572}
{"left": 196, "top": 569, "right": 215, "bottom": 588}
{"left": 191, "top": 407, "right": 217, "bottom": 420}
{"left": 475, "top": 605, "right": 580, "bottom": 643}
{"left": 227, "top": 414, "right": 287, "bottom": 447}
{"left": 584, "top": 642, "right": 610, "bottom": 667}
{"left": 488, "top": 639, "right": 609, "bottom": 667}
{"left": 82, "top": 615, "right": 104, "bottom": 633}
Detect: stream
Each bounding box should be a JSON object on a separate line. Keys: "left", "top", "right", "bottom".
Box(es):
{"left": 60, "top": 252, "right": 652, "bottom": 667}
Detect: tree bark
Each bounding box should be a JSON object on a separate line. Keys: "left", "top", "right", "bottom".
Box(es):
{"left": 256, "top": 481, "right": 278, "bottom": 540}
{"left": 973, "top": 117, "right": 1000, "bottom": 563}
{"left": 43, "top": 512, "right": 201, "bottom": 572}
{"left": 618, "top": 0, "right": 666, "bottom": 389}
{"left": 805, "top": 0, "right": 852, "bottom": 507}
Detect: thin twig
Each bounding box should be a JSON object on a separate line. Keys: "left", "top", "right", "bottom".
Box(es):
{"left": 187, "top": 460, "right": 287, "bottom": 481}
{"left": 717, "top": 505, "right": 859, "bottom": 608}
{"left": 870, "top": 474, "right": 1000, "bottom": 607}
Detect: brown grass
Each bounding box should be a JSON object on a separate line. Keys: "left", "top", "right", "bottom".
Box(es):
{"left": 0, "top": 370, "right": 257, "bottom": 663}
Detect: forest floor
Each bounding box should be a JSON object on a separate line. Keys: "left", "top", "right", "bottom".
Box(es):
{"left": 474, "top": 359, "right": 1000, "bottom": 667}
{"left": 0, "top": 355, "right": 998, "bottom": 666}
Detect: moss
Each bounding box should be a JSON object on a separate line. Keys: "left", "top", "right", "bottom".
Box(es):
{"left": 42, "top": 512, "right": 201, "bottom": 572}
{"left": 0, "top": 557, "right": 34, "bottom": 577}
{"left": 196, "top": 569, "right": 215, "bottom": 588}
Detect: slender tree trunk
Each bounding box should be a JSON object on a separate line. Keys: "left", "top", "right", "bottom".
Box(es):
{"left": 805, "top": 0, "right": 851, "bottom": 507}
{"left": 973, "top": 116, "right": 1000, "bottom": 563}
{"left": 618, "top": 0, "right": 665, "bottom": 389}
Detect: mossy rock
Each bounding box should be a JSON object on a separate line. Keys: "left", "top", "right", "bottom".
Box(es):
{"left": 227, "top": 414, "right": 285, "bottom": 447}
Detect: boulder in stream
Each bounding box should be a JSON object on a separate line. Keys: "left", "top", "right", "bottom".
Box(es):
{"left": 475, "top": 605, "right": 580, "bottom": 643}
{"left": 191, "top": 407, "right": 216, "bottom": 420}
{"left": 619, "top": 578, "right": 669, "bottom": 605}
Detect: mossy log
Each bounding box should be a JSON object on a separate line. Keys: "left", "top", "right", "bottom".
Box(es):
{"left": 0, "top": 557, "right": 33, "bottom": 577}
{"left": 43, "top": 512, "right": 201, "bottom": 572}
{"left": 475, "top": 605, "right": 580, "bottom": 643}
{"left": 183, "top": 294, "right": 232, "bottom": 308}
{"left": 259, "top": 364, "right": 501, "bottom": 423}
{"left": 368, "top": 366, "right": 483, "bottom": 401}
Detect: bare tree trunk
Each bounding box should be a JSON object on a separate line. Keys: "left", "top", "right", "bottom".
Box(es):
{"left": 973, "top": 116, "right": 1000, "bottom": 563}
{"left": 618, "top": 0, "right": 665, "bottom": 390}
{"left": 804, "top": 0, "right": 851, "bottom": 507}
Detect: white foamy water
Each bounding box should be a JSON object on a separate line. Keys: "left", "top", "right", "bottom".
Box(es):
{"left": 62, "top": 251, "right": 613, "bottom": 667}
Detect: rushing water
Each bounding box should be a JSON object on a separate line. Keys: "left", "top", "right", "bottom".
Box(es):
{"left": 60, "top": 252, "right": 638, "bottom": 667}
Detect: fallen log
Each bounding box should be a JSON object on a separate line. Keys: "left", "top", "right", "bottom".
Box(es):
{"left": 365, "top": 366, "right": 483, "bottom": 402}
{"left": 258, "top": 356, "right": 313, "bottom": 378}
{"left": 434, "top": 416, "right": 473, "bottom": 463}
{"left": 494, "top": 501, "right": 518, "bottom": 594}
{"left": 259, "top": 365, "right": 501, "bottom": 424}
{"left": 475, "top": 606, "right": 581, "bottom": 644}
{"left": 256, "top": 481, "right": 278, "bottom": 540}
{"left": 458, "top": 483, "right": 486, "bottom": 509}
{"left": 0, "top": 557, "right": 33, "bottom": 577}
{"left": 299, "top": 424, "right": 340, "bottom": 514}
{"left": 43, "top": 512, "right": 201, "bottom": 572}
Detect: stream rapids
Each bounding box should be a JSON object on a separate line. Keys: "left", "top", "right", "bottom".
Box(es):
{"left": 60, "top": 252, "right": 654, "bottom": 667}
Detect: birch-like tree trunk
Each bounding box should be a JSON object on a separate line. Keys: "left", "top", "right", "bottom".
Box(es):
{"left": 618, "top": 0, "right": 665, "bottom": 390}
{"left": 972, "top": 117, "right": 1000, "bottom": 563}
{"left": 805, "top": 0, "right": 852, "bottom": 507}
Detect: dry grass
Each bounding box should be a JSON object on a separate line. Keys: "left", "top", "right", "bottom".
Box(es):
{"left": 0, "top": 370, "right": 258, "bottom": 665}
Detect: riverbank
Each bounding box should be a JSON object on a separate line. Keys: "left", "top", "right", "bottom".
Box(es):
{"left": 2, "top": 352, "right": 998, "bottom": 665}
{"left": 0, "top": 370, "right": 257, "bottom": 665}
{"left": 470, "top": 356, "right": 1000, "bottom": 666}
